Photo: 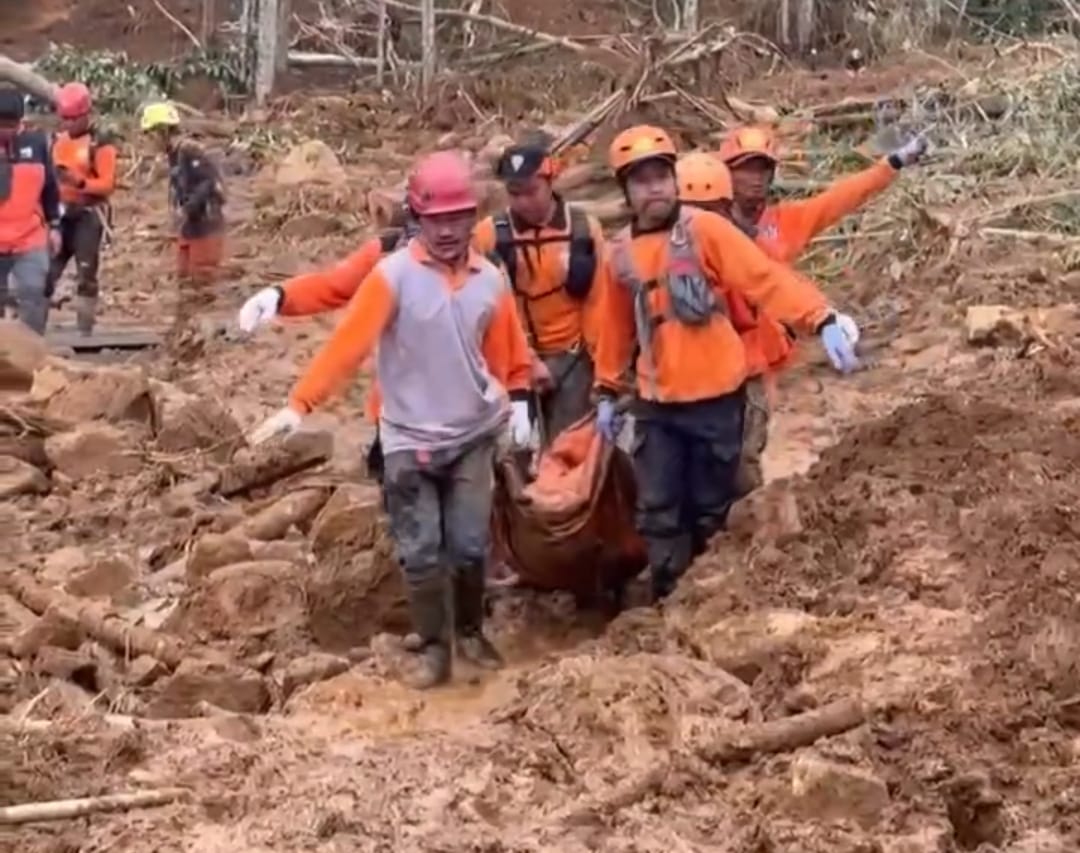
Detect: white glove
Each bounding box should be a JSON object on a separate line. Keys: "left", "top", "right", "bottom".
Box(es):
{"left": 835, "top": 311, "right": 860, "bottom": 347}
{"left": 238, "top": 287, "right": 282, "bottom": 333}
{"left": 889, "top": 133, "right": 928, "bottom": 168}
{"left": 248, "top": 406, "right": 302, "bottom": 445}
{"left": 508, "top": 400, "right": 532, "bottom": 448}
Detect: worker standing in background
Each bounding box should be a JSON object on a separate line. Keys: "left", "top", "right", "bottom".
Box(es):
{"left": 593, "top": 125, "right": 858, "bottom": 602}
{"left": 249, "top": 151, "right": 534, "bottom": 689}
{"left": 719, "top": 124, "right": 927, "bottom": 264}
{"left": 0, "top": 86, "right": 60, "bottom": 334}
{"left": 47, "top": 82, "right": 118, "bottom": 336}
{"left": 473, "top": 144, "right": 604, "bottom": 444}
{"left": 139, "top": 101, "right": 226, "bottom": 334}
{"left": 675, "top": 152, "right": 859, "bottom": 495}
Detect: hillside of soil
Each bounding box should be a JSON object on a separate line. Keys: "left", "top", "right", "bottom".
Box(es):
{"left": 3, "top": 21, "right": 1080, "bottom": 853}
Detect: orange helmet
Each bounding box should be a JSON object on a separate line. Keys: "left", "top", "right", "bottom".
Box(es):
{"left": 718, "top": 126, "right": 779, "bottom": 167}
{"left": 677, "top": 152, "right": 732, "bottom": 203}
{"left": 609, "top": 125, "right": 677, "bottom": 175}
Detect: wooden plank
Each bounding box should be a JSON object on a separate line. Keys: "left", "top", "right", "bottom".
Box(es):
{"left": 46, "top": 325, "right": 163, "bottom": 353}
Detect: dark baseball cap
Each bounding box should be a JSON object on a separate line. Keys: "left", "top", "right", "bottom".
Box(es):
{"left": 0, "top": 88, "right": 25, "bottom": 121}
{"left": 496, "top": 144, "right": 553, "bottom": 181}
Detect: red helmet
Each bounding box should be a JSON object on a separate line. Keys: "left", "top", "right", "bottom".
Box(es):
{"left": 406, "top": 150, "right": 477, "bottom": 216}
{"left": 56, "top": 82, "right": 92, "bottom": 120}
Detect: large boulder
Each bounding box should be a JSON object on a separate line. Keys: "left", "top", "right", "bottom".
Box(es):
{"left": 31, "top": 359, "right": 154, "bottom": 426}
{"left": 44, "top": 423, "right": 142, "bottom": 480}
{"left": 0, "top": 455, "right": 49, "bottom": 498}
{"left": 310, "top": 483, "right": 384, "bottom": 557}
{"left": 147, "top": 659, "right": 270, "bottom": 718}
{"left": 274, "top": 140, "right": 346, "bottom": 186}
{"left": 0, "top": 320, "right": 49, "bottom": 391}
{"left": 148, "top": 379, "right": 242, "bottom": 460}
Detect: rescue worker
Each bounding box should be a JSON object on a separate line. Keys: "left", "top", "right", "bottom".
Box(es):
{"left": 720, "top": 124, "right": 927, "bottom": 263}
{"left": 675, "top": 152, "right": 858, "bottom": 495}
{"left": 594, "top": 126, "right": 858, "bottom": 602}
{"left": 473, "top": 144, "right": 603, "bottom": 443}
{"left": 248, "top": 150, "right": 534, "bottom": 688}
{"left": 237, "top": 213, "right": 421, "bottom": 485}
{"left": 0, "top": 86, "right": 60, "bottom": 334}
{"left": 139, "top": 101, "right": 226, "bottom": 330}
{"left": 47, "top": 82, "right": 118, "bottom": 336}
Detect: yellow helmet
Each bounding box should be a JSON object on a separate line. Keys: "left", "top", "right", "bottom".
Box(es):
{"left": 140, "top": 101, "right": 180, "bottom": 132}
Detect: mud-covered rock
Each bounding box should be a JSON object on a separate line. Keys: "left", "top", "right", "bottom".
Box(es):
{"left": 305, "top": 548, "right": 408, "bottom": 651}
{"left": 1006, "top": 830, "right": 1067, "bottom": 853}
{"left": 64, "top": 554, "right": 136, "bottom": 602}
{"left": 186, "top": 533, "right": 254, "bottom": 583}
{"left": 280, "top": 652, "right": 350, "bottom": 698}
{"left": 944, "top": 771, "right": 1005, "bottom": 849}
{"left": 274, "top": 140, "right": 346, "bottom": 186}
{"left": 170, "top": 560, "right": 306, "bottom": 647}
{"left": 33, "top": 646, "right": 99, "bottom": 690}
{"left": 33, "top": 360, "right": 154, "bottom": 426}
{"left": 41, "top": 545, "right": 91, "bottom": 584}
{"left": 125, "top": 654, "right": 168, "bottom": 687}
{"left": 0, "top": 593, "right": 38, "bottom": 650}
{"left": 310, "top": 483, "right": 384, "bottom": 556}
{"left": 149, "top": 379, "right": 242, "bottom": 460}
{"left": 147, "top": 659, "right": 270, "bottom": 717}
{"left": 10, "top": 606, "right": 83, "bottom": 658}
{"left": 44, "top": 423, "right": 142, "bottom": 479}
{"left": 879, "top": 827, "right": 950, "bottom": 853}
{"left": 0, "top": 320, "right": 49, "bottom": 391}
{"left": 790, "top": 751, "right": 889, "bottom": 828}
{"left": 0, "top": 455, "right": 49, "bottom": 498}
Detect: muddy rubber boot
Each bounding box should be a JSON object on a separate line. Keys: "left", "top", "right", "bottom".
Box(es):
{"left": 75, "top": 295, "right": 97, "bottom": 337}
{"left": 454, "top": 564, "right": 503, "bottom": 670}
{"left": 405, "top": 576, "right": 451, "bottom": 689}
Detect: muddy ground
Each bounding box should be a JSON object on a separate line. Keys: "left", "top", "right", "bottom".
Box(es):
{"left": 3, "top": 32, "right": 1080, "bottom": 853}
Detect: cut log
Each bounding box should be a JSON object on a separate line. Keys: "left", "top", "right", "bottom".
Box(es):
{"left": 0, "top": 788, "right": 189, "bottom": 825}
{"left": 218, "top": 430, "right": 333, "bottom": 497}
{"left": 1, "top": 571, "right": 185, "bottom": 669}
{"left": 0, "top": 56, "right": 57, "bottom": 106}
{"left": 235, "top": 487, "right": 331, "bottom": 541}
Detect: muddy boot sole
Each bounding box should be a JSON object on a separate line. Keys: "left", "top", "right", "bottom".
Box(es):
{"left": 456, "top": 633, "right": 504, "bottom": 670}
{"left": 405, "top": 644, "right": 451, "bottom": 689}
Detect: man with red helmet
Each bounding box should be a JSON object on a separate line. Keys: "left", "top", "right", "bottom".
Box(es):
{"left": 47, "top": 82, "right": 118, "bottom": 335}
{"left": 593, "top": 125, "right": 856, "bottom": 601}
{"left": 0, "top": 86, "right": 60, "bottom": 334}
{"left": 250, "top": 150, "right": 533, "bottom": 688}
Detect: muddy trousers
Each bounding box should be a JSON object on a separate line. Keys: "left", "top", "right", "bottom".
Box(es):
{"left": 383, "top": 437, "right": 497, "bottom": 668}
{"left": 632, "top": 390, "right": 745, "bottom": 601}
{"left": 0, "top": 248, "right": 50, "bottom": 334}
{"left": 535, "top": 349, "right": 595, "bottom": 444}
{"left": 46, "top": 208, "right": 106, "bottom": 334}
{"left": 735, "top": 374, "right": 771, "bottom": 497}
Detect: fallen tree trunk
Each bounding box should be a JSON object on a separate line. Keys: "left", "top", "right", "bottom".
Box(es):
{"left": 560, "top": 699, "right": 866, "bottom": 824}
{"left": 0, "top": 56, "right": 57, "bottom": 105}
{"left": 1, "top": 571, "right": 186, "bottom": 669}
{"left": 0, "top": 788, "right": 189, "bottom": 825}
{"left": 234, "top": 487, "right": 331, "bottom": 540}
{"left": 219, "top": 430, "right": 333, "bottom": 497}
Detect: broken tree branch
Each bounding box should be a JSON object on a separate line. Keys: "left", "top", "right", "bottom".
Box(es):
{"left": 0, "top": 55, "right": 58, "bottom": 105}
{"left": 0, "top": 570, "right": 186, "bottom": 669}
{"left": 0, "top": 788, "right": 190, "bottom": 825}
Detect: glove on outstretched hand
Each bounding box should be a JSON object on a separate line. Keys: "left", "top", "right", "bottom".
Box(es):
{"left": 249, "top": 406, "right": 302, "bottom": 445}
{"left": 238, "top": 287, "right": 282, "bottom": 332}
{"left": 820, "top": 316, "right": 860, "bottom": 374}
{"left": 889, "top": 134, "right": 928, "bottom": 168}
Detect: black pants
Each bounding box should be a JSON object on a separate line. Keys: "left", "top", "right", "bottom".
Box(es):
{"left": 46, "top": 208, "right": 105, "bottom": 299}
{"left": 632, "top": 389, "right": 745, "bottom": 600}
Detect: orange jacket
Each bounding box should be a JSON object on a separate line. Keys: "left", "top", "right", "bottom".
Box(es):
{"left": 289, "top": 240, "right": 532, "bottom": 417}
{"left": 0, "top": 130, "right": 58, "bottom": 254}
{"left": 594, "top": 207, "right": 830, "bottom": 404}
{"left": 473, "top": 203, "right": 604, "bottom": 357}
{"left": 52, "top": 129, "right": 118, "bottom": 208}
{"left": 737, "top": 159, "right": 897, "bottom": 374}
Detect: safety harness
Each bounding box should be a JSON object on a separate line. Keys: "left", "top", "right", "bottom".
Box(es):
{"left": 609, "top": 206, "right": 724, "bottom": 400}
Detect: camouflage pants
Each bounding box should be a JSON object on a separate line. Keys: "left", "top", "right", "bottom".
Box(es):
{"left": 735, "top": 374, "right": 771, "bottom": 497}
{"left": 382, "top": 437, "right": 496, "bottom": 585}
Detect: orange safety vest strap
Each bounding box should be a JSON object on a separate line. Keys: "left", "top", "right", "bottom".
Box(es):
{"left": 609, "top": 207, "right": 723, "bottom": 400}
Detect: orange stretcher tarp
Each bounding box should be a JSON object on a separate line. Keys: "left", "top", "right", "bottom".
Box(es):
{"left": 492, "top": 416, "right": 646, "bottom": 598}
